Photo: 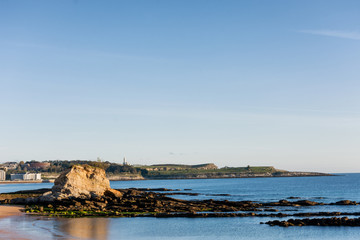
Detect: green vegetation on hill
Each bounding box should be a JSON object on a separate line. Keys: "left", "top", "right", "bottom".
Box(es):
{"left": 1, "top": 160, "right": 141, "bottom": 176}
{"left": 143, "top": 163, "right": 217, "bottom": 169}
{"left": 1, "top": 160, "right": 326, "bottom": 180}
{"left": 1, "top": 160, "right": 276, "bottom": 175}
{"left": 142, "top": 166, "right": 279, "bottom": 178}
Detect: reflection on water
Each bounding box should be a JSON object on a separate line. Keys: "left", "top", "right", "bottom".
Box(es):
{"left": 1, "top": 215, "right": 110, "bottom": 240}
{"left": 57, "top": 217, "right": 109, "bottom": 240}
{"left": 3, "top": 214, "right": 360, "bottom": 240}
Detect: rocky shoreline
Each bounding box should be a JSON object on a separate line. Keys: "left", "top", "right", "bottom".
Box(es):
{"left": 1, "top": 187, "right": 359, "bottom": 224}
{"left": 0, "top": 165, "right": 356, "bottom": 227}
{"left": 265, "top": 217, "right": 360, "bottom": 227}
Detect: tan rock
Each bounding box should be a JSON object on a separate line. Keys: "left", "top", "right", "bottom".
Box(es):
{"left": 104, "top": 189, "right": 123, "bottom": 198}
{"left": 52, "top": 165, "right": 111, "bottom": 199}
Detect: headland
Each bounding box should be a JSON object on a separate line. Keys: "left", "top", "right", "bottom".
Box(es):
{"left": 0, "top": 160, "right": 332, "bottom": 182}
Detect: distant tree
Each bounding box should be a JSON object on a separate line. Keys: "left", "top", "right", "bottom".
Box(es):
{"left": 106, "top": 164, "right": 139, "bottom": 174}
{"left": 140, "top": 168, "right": 149, "bottom": 175}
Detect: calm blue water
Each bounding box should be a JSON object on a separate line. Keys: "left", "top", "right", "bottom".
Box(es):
{"left": 111, "top": 173, "right": 360, "bottom": 203}
{"left": 0, "top": 174, "right": 359, "bottom": 240}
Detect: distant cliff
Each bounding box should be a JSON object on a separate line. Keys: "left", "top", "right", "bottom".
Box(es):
{"left": 142, "top": 163, "right": 218, "bottom": 171}
{"left": 137, "top": 165, "right": 332, "bottom": 180}
{"left": 143, "top": 171, "right": 331, "bottom": 179}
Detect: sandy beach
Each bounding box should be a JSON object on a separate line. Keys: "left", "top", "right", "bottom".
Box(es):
{"left": 0, "top": 205, "right": 24, "bottom": 218}
{"left": 0, "top": 205, "right": 30, "bottom": 240}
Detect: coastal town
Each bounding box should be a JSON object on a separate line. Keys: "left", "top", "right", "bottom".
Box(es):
{"left": 0, "top": 158, "right": 131, "bottom": 182}
{"left": 0, "top": 161, "right": 44, "bottom": 182}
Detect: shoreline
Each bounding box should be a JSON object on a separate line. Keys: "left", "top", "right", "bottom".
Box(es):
{"left": 0, "top": 205, "right": 30, "bottom": 240}
{"left": 0, "top": 180, "right": 53, "bottom": 184}
{"left": 0, "top": 205, "right": 24, "bottom": 219}
{"left": 111, "top": 173, "right": 335, "bottom": 181}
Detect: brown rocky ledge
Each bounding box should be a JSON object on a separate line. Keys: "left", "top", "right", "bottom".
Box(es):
{"left": 265, "top": 217, "right": 360, "bottom": 227}
{"left": 1, "top": 187, "right": 359, "bottom": 220}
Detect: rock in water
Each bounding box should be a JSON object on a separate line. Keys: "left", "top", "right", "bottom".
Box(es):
{"left": 51, "top": 165, "right": 111, "bottom": 199}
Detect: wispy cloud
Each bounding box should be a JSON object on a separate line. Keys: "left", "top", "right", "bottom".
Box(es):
{"left": 299, "top": 30, "right": 360, "bottom": 40}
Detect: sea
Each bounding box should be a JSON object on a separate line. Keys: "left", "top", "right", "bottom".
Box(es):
{"left": 0, "top": 173, "right": 359, "bottom": 240}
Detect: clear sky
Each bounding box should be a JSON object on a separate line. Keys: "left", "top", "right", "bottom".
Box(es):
{"left": 1, "top": 0, "right": 360, "bottom": 173}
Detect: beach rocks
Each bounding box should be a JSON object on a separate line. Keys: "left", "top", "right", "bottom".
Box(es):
{"left": 32, "top": 165, "right": 122, "bottom": 202}
{"left": 293, "top": 200, "right": 320, "bottom": 206}
{"left": 18, "top": 188, "right": 270, "bottom": 217}
{"left": 287, "top": 196, "right": 301, "bottom": 199}
{"left": 331, "top": 200, "right": 358, "bottom": 205}
{"left": 265, "top": 199, "right": 321, "bottom": 207}
{"left": 266, "top": 217, "right": 360, "bottom": 227}
{"left": 2, "top": 186, "right": 360, "bottom": 221}
{"left": 51, "top": 165, "right": 111, "bottom": 199}
{"left": 104, "top": 189, "right": 123, "bottom": 198}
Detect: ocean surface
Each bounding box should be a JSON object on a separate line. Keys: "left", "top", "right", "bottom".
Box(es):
{"left": 0, "top": 173, "right": 359, "bottom": 239}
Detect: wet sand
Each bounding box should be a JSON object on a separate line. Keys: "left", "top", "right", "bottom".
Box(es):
{"left": 0, "top": 205, "right": 30, "bottom": 240}
{"left": 0, "top": 205, "right": 24, "bottom": 218}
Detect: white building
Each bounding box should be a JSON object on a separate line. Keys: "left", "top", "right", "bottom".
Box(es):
{"left": 10, "top": 173, "right": 41, "bottom": 181}
{"left": 0, "top": 170, "right": 6, "bottom": 181}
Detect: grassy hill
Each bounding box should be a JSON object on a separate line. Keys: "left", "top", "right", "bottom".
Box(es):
{"left": 1, "top": 160, "right": 330, "bottom": 180}
{"left": 133, "top": 164, "right": 301, "bottom": 179}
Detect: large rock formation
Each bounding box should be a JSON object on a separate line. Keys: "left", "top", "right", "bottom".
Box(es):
{"left": 41, "top": 165, "right": 122, "bottom": 201}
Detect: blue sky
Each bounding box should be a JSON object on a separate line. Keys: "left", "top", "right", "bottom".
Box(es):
{"left": 1, "top": 0, "right": 360, "bottom": 172}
